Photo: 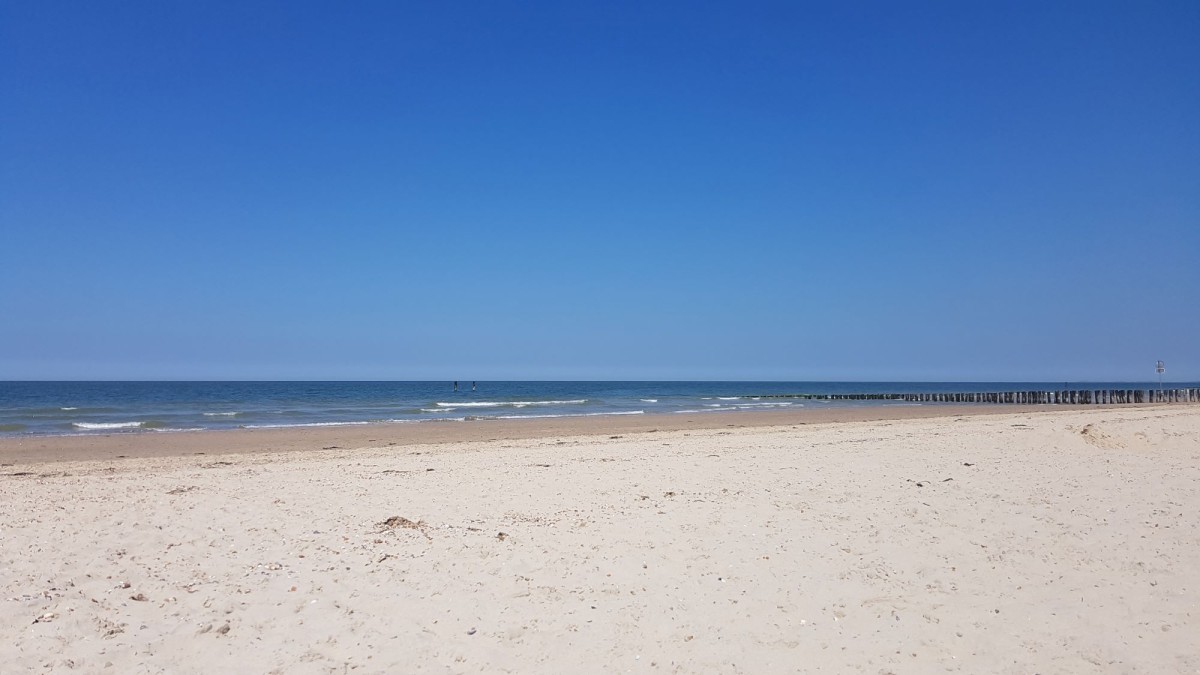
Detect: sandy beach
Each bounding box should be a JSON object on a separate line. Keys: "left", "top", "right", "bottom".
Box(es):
{"left": 2, "top": 405, "right": 1198, "bottom": 673}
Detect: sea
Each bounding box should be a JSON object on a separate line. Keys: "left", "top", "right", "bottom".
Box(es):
{"left": 0, "top": 381, "right": 1189, "bottom": 438}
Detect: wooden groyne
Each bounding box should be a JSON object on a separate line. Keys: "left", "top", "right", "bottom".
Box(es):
{"left": 756, "top": 389, "right": 1200, "bottom": 404}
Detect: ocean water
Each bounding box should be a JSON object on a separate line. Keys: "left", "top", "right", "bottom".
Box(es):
{"left": 0, "top": 381, "right": 1188, "bottom": 437}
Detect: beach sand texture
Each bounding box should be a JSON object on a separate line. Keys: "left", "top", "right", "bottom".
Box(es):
{"left": 2, "top": 406, "right": 1198, "bottom": 673}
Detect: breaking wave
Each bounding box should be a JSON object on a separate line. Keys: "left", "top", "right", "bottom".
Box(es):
{"left": 72, "top": 421, "right": 143, "bottom": 430}
{"left": 434, "top": 400, "right": 588, "bottom": 409}
{"left": 493, "top": 410, "right": 645, "bottom": 420}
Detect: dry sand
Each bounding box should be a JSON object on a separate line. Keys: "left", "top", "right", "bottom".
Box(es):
{"left": 1, "top": 406, "right": 1198, "bottom": 673}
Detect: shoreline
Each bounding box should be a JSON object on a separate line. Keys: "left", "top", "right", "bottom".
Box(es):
{"left": 0, "top": 402, "right": 1171, "bottom": 465}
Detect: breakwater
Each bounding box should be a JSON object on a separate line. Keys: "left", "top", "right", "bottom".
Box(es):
{"left": 757, "top": 389, "right": 1200, "bottom": 404}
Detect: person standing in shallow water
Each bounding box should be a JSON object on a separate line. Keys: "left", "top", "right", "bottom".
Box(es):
{"left": 472, "top": 382, "right": 476, "bottom": 392}
{"left": 453, "top": 381, "right": 458, "bottom": 392}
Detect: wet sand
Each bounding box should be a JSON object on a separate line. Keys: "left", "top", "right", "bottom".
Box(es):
{"left": 0, "top": 403, "right": 1123, "bottom": 465}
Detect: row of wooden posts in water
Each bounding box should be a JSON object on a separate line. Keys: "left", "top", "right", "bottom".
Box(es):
{"left": 759, "top": 389, "right": 1200, "bottom": 404}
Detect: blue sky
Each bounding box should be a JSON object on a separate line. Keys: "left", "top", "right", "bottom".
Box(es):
{"left": 2, "top": 1, "right": 1197, "bottom": 381}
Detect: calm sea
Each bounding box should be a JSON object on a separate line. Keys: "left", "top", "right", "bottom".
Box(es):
{"left": 0, "top": 381, "right": 1188, "bottom": 437}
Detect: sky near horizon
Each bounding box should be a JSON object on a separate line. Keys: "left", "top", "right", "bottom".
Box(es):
{"left": 1, "top": 1, "right": 1198, "bottom": 381}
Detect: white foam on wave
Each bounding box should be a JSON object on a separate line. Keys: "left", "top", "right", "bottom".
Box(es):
{"left": 676, "top": 403, "right": 801, "bottom": 414}
{"left": 72, "top": 421, "right": 142, "bottom": 430}
{"left": 241, "top": 421, "right": 371, "bottom": 429}
{"left": 60, "top": 407, "right": 78, "bottom": 411}
{"left": 733, "top": 403, "right": 801, "bottom": 410}
{"left": 435, "top": 400, "right": 588, "bottom": 408}
{"left": 203, "top": 412, "right": 240, "bottom": 417}
{"left": 717, "top": 397, "right": 740, "bottom": 400}
{"left": 640, "top": 399, "right": 658, "bottom": 403}
{"left": 494, "top": 410, "right": 644, "bottom": 420}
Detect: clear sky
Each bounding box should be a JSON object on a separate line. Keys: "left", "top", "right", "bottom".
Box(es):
{"left": 2, "top": 1, "right": 1197, "bottom": 381}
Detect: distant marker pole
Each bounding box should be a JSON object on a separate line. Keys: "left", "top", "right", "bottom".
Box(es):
{"left": 1156, "top": 360, "right": 1165, "bottom": 393}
